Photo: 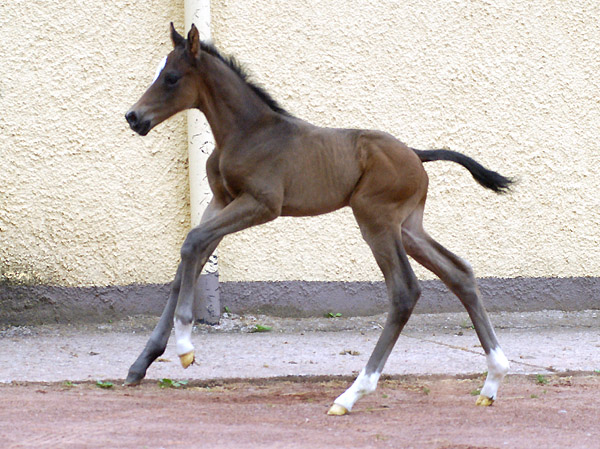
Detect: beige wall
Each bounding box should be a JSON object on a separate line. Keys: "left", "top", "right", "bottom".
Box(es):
{"left": 212, "top": 0, "right": 600, "bottom": 282}
{"left": 1, "top": 1, "right": 599, "bottom": 292}
{"left": 1, "top": 1, "right": 189, "bottom": 287}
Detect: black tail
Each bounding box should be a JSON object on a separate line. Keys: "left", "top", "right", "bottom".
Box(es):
{"left": 412, "top": 148, "right": 514, "bottom": 194}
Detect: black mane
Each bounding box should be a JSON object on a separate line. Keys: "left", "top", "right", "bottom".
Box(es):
{"left": 200, "top": 42, "right": 291, "bottom": 117}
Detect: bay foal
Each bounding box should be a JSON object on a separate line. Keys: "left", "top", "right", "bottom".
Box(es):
{"left": 125, "top": 24, "right": 512, "bottom": 414}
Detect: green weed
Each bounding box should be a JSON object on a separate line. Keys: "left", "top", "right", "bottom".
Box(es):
{"left": 158, "top": 378, "right": 189, "bottom": 389}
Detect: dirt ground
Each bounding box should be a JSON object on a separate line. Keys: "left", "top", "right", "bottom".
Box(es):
{"left": 1, "top": 374, "right": 598, "bottom": 449}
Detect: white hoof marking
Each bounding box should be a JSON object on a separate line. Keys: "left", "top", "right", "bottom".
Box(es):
{"left": 332, "top": 369, "right": 380, "bottom": 412}
{"left": 174, "top": 319, "right": 194, "bottom": 356}
{"left": 480, "top": 347, "right": 509, "bottom": 400}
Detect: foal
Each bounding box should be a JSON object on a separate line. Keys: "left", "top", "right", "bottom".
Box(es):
{"left": 125, "top": 24, "right": 512, "bottom": 415}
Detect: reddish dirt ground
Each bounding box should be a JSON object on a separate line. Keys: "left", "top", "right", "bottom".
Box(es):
{"left": 1, "top": 374, "right": 598, "bottom": 449}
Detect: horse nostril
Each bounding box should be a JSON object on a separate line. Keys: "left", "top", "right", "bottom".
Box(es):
{"left": 125, "top": 111, "right": 138, "bottom": 126}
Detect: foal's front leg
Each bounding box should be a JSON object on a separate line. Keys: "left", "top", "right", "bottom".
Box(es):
{"left": 125, "top": 264, "right": 182, "bottom": 385}
{"left": 125, "top": 200, "right": 223, "bottom": 384}
{"left": 173, "top": 193, "right": 280, "bottom": 368}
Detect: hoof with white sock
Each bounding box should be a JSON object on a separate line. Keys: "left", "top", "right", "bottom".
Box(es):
{"left": 179, "top": 351, "right": 195, "bottom": 369}
{"left": 327, "top": 403, "right": 349, "bottom": 416}
{"left": 175, "top": 319, "right": 195, "bottom": 369}
{"left": 477, "top": 347, "right": 509, "bottom": 406}
{"left": 329, "top": 369, "right": 380, "bottom": 415}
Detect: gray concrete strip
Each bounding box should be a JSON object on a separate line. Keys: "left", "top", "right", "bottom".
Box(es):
{"left": 0, "top": 310, "right": 598, "bottom": 383}
{"left": 4, "top": 277, "right": 600, "bottom": 325}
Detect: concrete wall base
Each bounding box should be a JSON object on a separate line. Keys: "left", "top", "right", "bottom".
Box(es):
{"left": 1, "top": 276, "right": 598, "bottom": 325}
{"left": 220, "top": 277, "right": 600, "bottom": 317}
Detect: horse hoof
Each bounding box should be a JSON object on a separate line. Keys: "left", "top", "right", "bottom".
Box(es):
{"left": 327, "top": 404, "right": 349, "bottom": 416}
{"left": 476, "top": 395, "right": 494, "bottom": 406}
{"left": 179, "top": 351, "right": 195, "bottom": 369}
{"left": 124, "top": 369, "right": 145, "bottom": 386}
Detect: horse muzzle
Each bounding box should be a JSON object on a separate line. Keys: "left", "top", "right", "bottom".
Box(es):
{"left": 125, "top": 110, "right": 152, "bottom": 136}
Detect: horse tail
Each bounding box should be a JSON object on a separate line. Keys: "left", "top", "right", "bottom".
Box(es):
{"left": 412, "top": 148, "right": 514, "bottom": 194}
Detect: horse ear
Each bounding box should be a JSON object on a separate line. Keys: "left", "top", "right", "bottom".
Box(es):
{"left": 187, "top": 24, "right": 201, "bottom": 61}
{"left": 170, "top": 22, "right": 185, "bottom": 48}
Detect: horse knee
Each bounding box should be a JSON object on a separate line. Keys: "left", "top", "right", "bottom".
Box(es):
{"left": 389, "top": 281, "right": 421, "bottom": 321}
{"left": 401, "top": 227, "right": 421, "bottom": 256}
{"left": 180, "top": 229, "right": 210, "bottom": 260}
{"left": 180, "top": 239, "right": 196, "bottom": 260}
{"left": 448, "top": 259, "right": 478, "bottom": 297}
{"left": 180, "top": 240, "right": 199, "bottom": 260}
{"left": 409, "top": 276, "right": 422, "bottom": 299}
{"left": 402, "top": 272, "right": 421, "bottom": 303}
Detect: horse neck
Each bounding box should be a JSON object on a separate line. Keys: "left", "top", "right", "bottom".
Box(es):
{"left": 196, "top": 53, "right": 274, "bottom": 148}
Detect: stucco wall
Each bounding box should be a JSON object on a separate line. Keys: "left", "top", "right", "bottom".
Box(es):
{"left": 1, "top": 0, "right": 599, "bottom": 321}
{"left": 212, "top": 0, "right": 600, "bottom": 283}
{"left": 1, "top": 1, "right": 189, "bottom": 288}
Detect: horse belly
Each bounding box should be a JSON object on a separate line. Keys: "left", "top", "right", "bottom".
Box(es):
{"left": 281, "top": 159, "right": 360, "bottom": 217}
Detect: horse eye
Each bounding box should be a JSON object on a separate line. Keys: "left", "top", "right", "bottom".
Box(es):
{"left": 164, "top": 73, "right": 180, "bottom": 87}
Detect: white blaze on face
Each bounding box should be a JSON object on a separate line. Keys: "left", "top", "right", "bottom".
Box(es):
{"left": 152, "top": 56, "right": 168, "bottom": 84}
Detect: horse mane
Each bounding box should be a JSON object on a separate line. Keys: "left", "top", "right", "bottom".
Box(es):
{"left": 200, "top": 41, "right": 291, "bottom": 117}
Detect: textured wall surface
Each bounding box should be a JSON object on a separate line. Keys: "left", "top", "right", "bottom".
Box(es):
{"left": 212, "top": 0, "right": 600, "bottom": 282}
{"left": 1, "top": 1, "right": 599, "bottom": 322}
{"left": 1, "top": 1, "right": 189, "bottom": 287}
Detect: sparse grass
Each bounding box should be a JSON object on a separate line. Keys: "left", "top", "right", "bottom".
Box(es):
{"left": 459, "top": 319, "right": 474, "bottom": 330}
{"left": 535, "top": 374, "right": 549, "bottom": 385}
{"left": 250, "top": 324, "right": 272, "bottom": 333}
{"left": 158, "top": 378, "right": 189, "bottom": 389}
{"left": 403, "top": 383, "right": 431, "bottom": 396}
{"left": 96, "top": 380, "right": 114, "bottom": 389}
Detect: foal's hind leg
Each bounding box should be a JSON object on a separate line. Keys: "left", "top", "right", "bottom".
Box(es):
{"left": 329, "top": 212, "right": 421, "bottom": 415}
{"left": 402, "top": 206, "right": 509, "bottom": 405}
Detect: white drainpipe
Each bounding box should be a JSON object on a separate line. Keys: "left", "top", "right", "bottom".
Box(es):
{"left": 185, "top": 0, "right": 220, "bottom": 323}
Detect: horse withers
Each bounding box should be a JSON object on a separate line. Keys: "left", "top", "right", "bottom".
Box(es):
{"left": 125, "top": 23, "right": 512, "bottom": 415}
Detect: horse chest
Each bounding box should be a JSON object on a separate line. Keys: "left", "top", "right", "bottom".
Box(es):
{"left": 218, "top": 159, "right": 255, "bottom": 199}
{"left": 221, "top": 175, "right": 240, "bottom": 198}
